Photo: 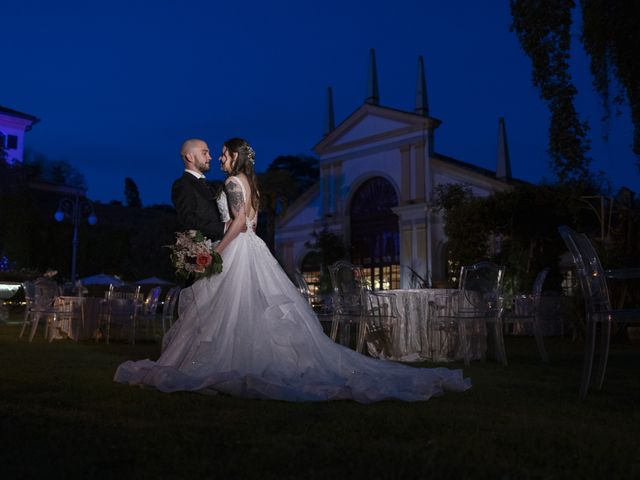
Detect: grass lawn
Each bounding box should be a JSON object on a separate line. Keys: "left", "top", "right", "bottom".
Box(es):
{"left": 1, "top": 317, "right": 639, "bottom": 479}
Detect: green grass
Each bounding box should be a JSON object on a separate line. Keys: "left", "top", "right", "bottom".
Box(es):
{"left": 1, "top": 318, "right": 639, "bottom": 479}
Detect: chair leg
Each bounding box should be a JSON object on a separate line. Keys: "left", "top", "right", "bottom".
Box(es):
{"left": 580, "top": 317, "right": 597, "bottom": 400}
{"left": 457, "top": 320, "right": 470, "bottom": 366}
{"left": 19, "top": 311, "right": 31, "bottom": 339}
{"left": 594, "top": 316, "right": 612, "bottom": 390}
{"left": 28, "top": 313, "right": 42, "bottom": 342}
{"left": 130, "top": 315, "right": 137, "bottom": 345}
{"left": 355, "top": 318, "right": 366, "bottom": 353}
{"left": 330, "top": 313, "right": 340, "bottom": 342}
{"left": 532, "top": 317, "right": 550, "bottom": 363}
{"left": 492, "top": 320, "right": 508, "bottom": 366}
{"left": 105, "top": 313, "right": 111, "bottom": 344}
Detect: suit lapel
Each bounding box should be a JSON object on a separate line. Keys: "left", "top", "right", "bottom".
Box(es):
{"left": 185, "top": 173, "right": 214, "bottom": 200}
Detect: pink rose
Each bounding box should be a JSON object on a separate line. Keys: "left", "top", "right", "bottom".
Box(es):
{"left": 196, "top": 253, "right": 212, "bottom": 267}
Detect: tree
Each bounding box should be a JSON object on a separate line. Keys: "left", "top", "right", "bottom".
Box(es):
{"left": 258, "top": 169, "right": 298, "bottom": 251}
{"left": 124, "top": 177, "right": 142, "bottom": 208}
{"left": 22, "top": 153, "right": 87, "bottom": 188}
{"left": 259, "top": 154, "right": 319, "bottom": 251}
{"left": 304, "top": 226, "right": 346, "bottom": 295}
{"left": 510, "top": 0, "right": 640, "bottom": 180}
{"left": 433, "top": 182, "right": 594, "bottom": 291}
{"left": 267, "top": 155, "right": 319, "bottom": 196}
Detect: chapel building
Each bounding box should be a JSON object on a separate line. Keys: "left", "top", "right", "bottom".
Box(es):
{"left": 275, "top": 50, "right": 521, "bottom": 291}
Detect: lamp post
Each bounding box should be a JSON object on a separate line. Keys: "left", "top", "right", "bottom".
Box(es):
{"left": 54, "top": 193, "right": 97, "bottom": 285}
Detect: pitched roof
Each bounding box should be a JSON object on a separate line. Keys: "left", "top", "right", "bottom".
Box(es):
{"left": 433, "top": 152, "right": 528, "bottom": 186}
{"left": 0, "top": 105, "right": 40, "bottom": 124}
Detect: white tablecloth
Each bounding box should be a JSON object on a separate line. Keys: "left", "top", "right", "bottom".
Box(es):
{"left": 54, "top": 296, "right": 104, "bottom": 340}
{"left": 366, "top": 288, "right": 486, "bottom": 363}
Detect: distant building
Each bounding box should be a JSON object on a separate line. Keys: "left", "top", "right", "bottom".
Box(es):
{"left": 0, "top": 105, "right": 39, "bottom": 164}
{"left": 275, "top": 50, "right": 522, "bottom": 290}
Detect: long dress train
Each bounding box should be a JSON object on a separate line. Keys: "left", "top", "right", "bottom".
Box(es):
{"left": 114, "top": 178, "right": 471, "bottom": 403}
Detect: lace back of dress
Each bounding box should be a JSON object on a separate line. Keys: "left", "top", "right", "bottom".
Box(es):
{"left": 234, "top": 177, "right": 257, "bottom": 232}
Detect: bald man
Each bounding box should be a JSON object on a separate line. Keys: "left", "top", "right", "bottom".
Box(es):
{"left": 171, "top": 139, "right": 226, "bottom": 243}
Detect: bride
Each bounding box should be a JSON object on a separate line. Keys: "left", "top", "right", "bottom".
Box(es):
{"left": 114, "top": 138, "right": 471, "bottom": 403}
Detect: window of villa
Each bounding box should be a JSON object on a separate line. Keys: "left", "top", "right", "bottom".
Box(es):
{"left": 300, "top": 252, "right": 322, "bottom": 304}
{"left": 350, "top": 176, "right": 400, "bottom": 290}
{"left": 7, "top": 135, "right": 18, "bottom": 149}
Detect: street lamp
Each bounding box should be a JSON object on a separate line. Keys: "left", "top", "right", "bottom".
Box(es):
{"left": 54, "top": 193, "right": 97, "bottom": 285}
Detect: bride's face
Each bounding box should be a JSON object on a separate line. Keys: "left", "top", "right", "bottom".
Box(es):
{"left": 219, "top": 146, "right": 236, "bottom": 173}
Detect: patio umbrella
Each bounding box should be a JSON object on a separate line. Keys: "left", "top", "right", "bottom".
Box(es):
{"left": 135, "top": 276, "right": 176, "bottom": 286}
{"left": 79, "top": 273, "right": 125, "bottom": 286}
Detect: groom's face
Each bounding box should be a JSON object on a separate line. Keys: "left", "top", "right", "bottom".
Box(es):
{"left": 190, "top": 142, "right": 212, "bottom": 174}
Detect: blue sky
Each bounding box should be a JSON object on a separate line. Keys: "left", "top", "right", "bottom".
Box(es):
{"left": 3, "top": 0, "right": 637, "bottom": 205}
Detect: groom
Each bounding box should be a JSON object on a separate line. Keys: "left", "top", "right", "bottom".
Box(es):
{"left": 171, "top": 138, "right": 227, "bottom": 243}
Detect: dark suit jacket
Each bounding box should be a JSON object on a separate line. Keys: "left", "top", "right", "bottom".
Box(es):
{"left": 171, "top": 172, "right": 226, "bottom": 242}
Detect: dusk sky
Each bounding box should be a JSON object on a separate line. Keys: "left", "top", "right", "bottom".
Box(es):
{"left": 3, "top": 0, "right": 638, "bottom": 206}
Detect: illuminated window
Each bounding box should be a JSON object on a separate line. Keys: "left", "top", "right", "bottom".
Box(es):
{"left": 350, "top": 177, "right": 400, "bottom": 290}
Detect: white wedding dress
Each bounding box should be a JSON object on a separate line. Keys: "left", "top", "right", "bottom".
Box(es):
{"left": 114, "top": 177, "right": 471, "bottom": 403}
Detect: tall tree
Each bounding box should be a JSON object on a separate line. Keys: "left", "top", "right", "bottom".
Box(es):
{"left": 258, "top": 169, "right": 297, "bottom": 252}
{"left": 510, "top": 0, "right": 592, "bottom": 183}
{"left": 511, "top": 1, "right": 640, "bottom": 180}
{"left": 267, "top": 155, "right": 319, "bottom": 198}
{"left": 124, "top": 177, "right": 142, "bottom": 208}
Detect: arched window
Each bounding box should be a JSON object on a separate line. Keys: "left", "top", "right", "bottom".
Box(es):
{"left": 349, "top": 177, "right": 400, "bottom": 290}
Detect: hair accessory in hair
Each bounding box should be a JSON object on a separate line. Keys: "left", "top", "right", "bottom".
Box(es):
{"left": 246, "top": 145, "right": 256, "bottom": 164}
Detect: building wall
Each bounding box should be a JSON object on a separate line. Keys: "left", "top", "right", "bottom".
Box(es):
{"left": 0, "top": 113, "right": 34, "bottom": 164}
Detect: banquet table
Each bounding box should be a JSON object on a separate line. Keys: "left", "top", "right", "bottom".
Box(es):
{"left": 0, "top": 282, "right": 22, "bottom": 323}
{"left": 53, "top": 296, "right": 104, "bottom": 341}
{"left": 365, "top": 288, "right": 487, "bottom": 363}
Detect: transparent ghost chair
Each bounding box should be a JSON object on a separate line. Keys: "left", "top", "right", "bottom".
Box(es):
{"left": 501, "top": 268, "right": 551, "bottom": 364}
{"left": 435, "top": 261, "right": 505, "bottom": 365}
{"left": 559, "top": 225, "right": 640, "bottom": 399}
{"left": 101, "top": 284, "right": 142, "bottom": 344}
{"left": 328, "top": 260, "right": 368, "bottom": 352}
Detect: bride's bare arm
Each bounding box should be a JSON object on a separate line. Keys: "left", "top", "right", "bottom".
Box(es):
{"left": 214, "top": 179, "right": 246, "bottom": 253}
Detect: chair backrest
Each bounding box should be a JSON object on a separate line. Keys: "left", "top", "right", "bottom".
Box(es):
{"left": 558, "top": 226, "right": 611, "bottom": 313}
{"left": 22, "top": 280, "right": 36, "bottom": 304}
{"left": 458, "top": 261, "right": 505, "bottom": 314}
{"left": 142, "top": 286, "right": 162, "bottom": 315}
{"left": 293, "top": 270, "right": 312, "bottom": 303}
{"left": 532, "top": 268, "right": 550, "bottom": 297}
{"left": 105, "top": 283, "right": 142, "bottom": 314}
{"left": 33, "top": 278, "right": 58, "bottom": 309}
{"left": 328, "top": 260, "right": 366, "bottom": 311}
{"left": 162, "top": 286, "right": 181, "bottom": 324}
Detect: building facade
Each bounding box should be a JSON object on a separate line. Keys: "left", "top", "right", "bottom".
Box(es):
{"left": 0, "top": 105, "right": 39, "bottom": 164}
{"left": 275, "top": 51, "right": 519, "bottom": 290}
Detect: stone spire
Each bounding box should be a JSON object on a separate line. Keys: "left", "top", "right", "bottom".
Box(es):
{"left": 496, "top": 117, "right": 512, "bottom": 179}
{"left": 365, "top": 48, "right": 379, "bottom": 105}
{"left": 324, "top": 86, "right": 335, "bottom": 136}
{"left": 415, "top": 55, "right": 429, "bottom": 116}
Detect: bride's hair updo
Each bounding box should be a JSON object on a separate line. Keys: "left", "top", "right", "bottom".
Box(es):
{"left": 223, "top": 137, "right": 260, "bottom": 213}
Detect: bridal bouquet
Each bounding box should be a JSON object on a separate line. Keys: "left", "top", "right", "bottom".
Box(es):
{"left": 167, "top": 230, "right": 223, "bottom": 280}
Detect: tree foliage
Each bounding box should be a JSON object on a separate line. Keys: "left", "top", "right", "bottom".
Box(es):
{"left": 510, "top": 0, "right": 640, "bottom": 180}
{"left": 258, "top": 169, "right": 297, "bottom": 252}
{"left": 259, "top": 155, "right": 320, "bottom": 251}
{"left": 267, "top": 155, "right": 319, "bottom": 196}
{"left": 24, "top": 153, "right": 87, "bottom": 188}
{"left": 433, "top": 182, "right": 600, "bottom": 291}
{"left": 304, "top": 226, "right": 346, "bottom": 294}
{"left": 124, "top": 177, "right": 142, "bottom": 208}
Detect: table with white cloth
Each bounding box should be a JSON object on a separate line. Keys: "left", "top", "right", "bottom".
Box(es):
{"left": 365, "top": 288, "right": 487, "bottom": 363}
{"left": 0, "top": 282, "right": 21, "bottom": 323}
{"left": 53, "top": 296, "right": 104, "bottom": 340}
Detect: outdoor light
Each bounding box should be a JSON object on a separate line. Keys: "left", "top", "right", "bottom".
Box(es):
{"left": 54, "top": 193, "right": 97, "bottom": 285}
